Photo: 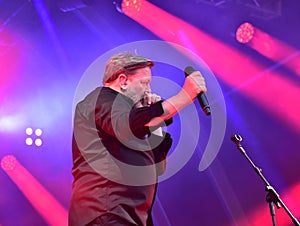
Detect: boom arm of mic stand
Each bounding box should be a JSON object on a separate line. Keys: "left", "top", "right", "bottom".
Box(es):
{"left": 231, "top": 134, "right": 300, "bottom": 226}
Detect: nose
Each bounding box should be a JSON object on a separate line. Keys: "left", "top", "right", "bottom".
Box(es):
{"left": 146, "top": 85, "right": 151, "bottom": 94}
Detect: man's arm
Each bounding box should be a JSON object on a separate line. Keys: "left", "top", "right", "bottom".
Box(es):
{"left": 146, "top": 70, "right": 207, "bottom": 127}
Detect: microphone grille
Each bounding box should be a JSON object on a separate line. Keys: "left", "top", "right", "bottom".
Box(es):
{"left": 184, "top": 66, "right": 195, "bottom": 77}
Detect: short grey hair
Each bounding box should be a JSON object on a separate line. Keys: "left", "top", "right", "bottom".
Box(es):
{"left": 103, "top": 53, "right": 154, "bottom": 84}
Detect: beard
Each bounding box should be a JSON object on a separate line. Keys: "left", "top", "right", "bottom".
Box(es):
{"left": 122, "top": 87, "right": 145, "bottom": 105}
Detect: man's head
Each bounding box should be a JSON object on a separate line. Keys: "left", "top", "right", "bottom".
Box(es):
{"left": 103, "top": 53, "right": 154, "bottom": 104}
{"left": 103, "top": 53, "right": 154, "bottom": 84}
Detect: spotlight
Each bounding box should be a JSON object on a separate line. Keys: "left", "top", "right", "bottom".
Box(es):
{"left": 1, "top": 155, "right": 17, "bottom": 171}
{"left": 35, "top": 128, "right": 42, "bottom": 136}
{"left": 25, "top": 127, "right": 43, "bottom": 147}
{"left": 26, "top": 127, "right": 33, "bottom": 135}
{"left": 26, "top": 137, "right": 33, "bottom": 146}
{"left": 236, "top": 22, "right": 255, "bottom": 44}
{"left": 35, "top": 138, "right": 43, "bottom": 147}
{"left": 122, "top": 0, "right": 143, "bottom": 13}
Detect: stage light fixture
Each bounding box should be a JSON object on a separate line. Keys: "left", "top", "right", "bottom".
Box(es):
{"left": 26, "top": 127, "right": 33, "bottom": 135}
{"left": 25, "top": 137, "right": 33, "bottom": 146}
{"left": 25, "top": 127, "right": 43, "bottom": 147}
{"left": 35, "top": 128, "right": 42, "bottom": 136}
{"left": 236, "top": 22, "right": 255, "bottom": 44}
{"left": 35, "top": 138, "right": 42, "bottom": 147}
{"left": 1, "top": 155, "right": 17, "bottom": 171}
{"left": 122, "top": 0, "right": 143, "bottom": 13}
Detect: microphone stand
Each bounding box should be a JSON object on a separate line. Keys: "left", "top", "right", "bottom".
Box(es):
{"left": 231, "top": 134, "right": 300, "bottom": 226}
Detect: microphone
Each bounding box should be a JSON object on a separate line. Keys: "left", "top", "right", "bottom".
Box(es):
{"left": 184, "top": 66, "right": 211, "bottom": 116}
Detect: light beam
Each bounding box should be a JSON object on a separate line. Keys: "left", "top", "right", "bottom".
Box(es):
{"left": 1, "top": 155, "right": 68, "bottom": 226}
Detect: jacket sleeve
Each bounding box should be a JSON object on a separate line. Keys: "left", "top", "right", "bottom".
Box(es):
{"left": 129, "top": 101, "right": 164, "bottom": 138}
{"left": 129, "top": 101, "right": 173, "bottom": 138}
{"left": 148, "top": 132, "right": 173, "bottom": 175}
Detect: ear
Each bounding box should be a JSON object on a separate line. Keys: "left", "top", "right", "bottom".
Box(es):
{"left": 118, "top": 74, "right": 128, "bottom": 91}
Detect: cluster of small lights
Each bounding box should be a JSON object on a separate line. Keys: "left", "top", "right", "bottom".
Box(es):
{"left": 25, "top": 127, "right": 43, "bottom": 147}
{"left": 122, "top": 0, "right": 143, "bottom": 13}
{"left": 236, "top": 22, "right": 255, "bottom": 44}
{"left": 1, "top": 155, "right": 17, "bottom": 171}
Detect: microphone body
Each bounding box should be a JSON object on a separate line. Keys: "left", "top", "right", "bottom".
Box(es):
{"left": 184, "top": 66, "right": 211, "bottom": 116}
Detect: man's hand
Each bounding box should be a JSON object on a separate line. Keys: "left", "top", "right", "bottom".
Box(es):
{"left": 142, "top": 92, "right": 161, "bottom": 107}
{"left": 182, "top": 71, "right": 207, "bottom": 102}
